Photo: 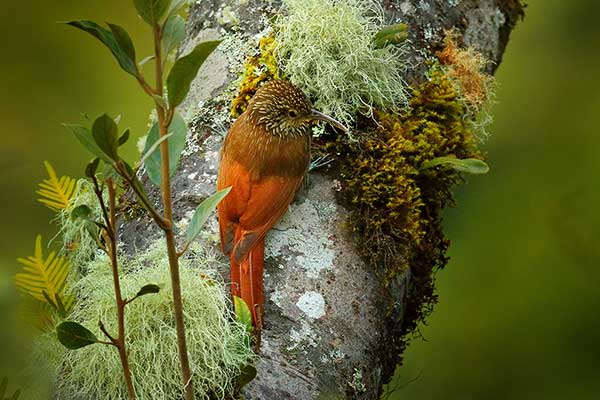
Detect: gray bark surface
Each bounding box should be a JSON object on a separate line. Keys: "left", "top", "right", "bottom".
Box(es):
{"left": 122, "top": 1, "right": 522, "bottom": 398}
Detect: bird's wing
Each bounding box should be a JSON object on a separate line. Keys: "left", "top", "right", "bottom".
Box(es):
{"left": 217, "top": 157, "right": 250, "bottom": 255}
{"left": 232, "top": 172, "right": 303, "bottom": 264}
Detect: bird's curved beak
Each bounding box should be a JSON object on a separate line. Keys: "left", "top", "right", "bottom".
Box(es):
{"left": 310, "top": 110, "right": 348, "bottom": 132}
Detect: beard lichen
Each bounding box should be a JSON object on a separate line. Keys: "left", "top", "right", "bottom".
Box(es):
{"left": 25, "top": 241, "right": 253, "bottom": 400}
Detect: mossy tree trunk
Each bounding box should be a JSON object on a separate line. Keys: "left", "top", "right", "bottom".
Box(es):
{"left": 122, "top": 1, "right": 522, "bottom": 398}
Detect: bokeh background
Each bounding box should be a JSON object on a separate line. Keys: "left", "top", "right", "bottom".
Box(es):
{"left": 1, "top": 0, "right": 598, "bottom": 398}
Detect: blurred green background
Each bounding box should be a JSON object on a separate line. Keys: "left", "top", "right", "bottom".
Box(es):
{"left": 1, "top": 0, "right": 598, "bottom": 398}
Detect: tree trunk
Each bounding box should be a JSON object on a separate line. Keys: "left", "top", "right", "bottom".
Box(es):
{"left": 122, "top": 1, "right": 522, "bottom": 398}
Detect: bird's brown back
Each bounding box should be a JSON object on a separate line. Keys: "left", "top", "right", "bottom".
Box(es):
{"left": 222, "top": 112, "right": 310, "bottom": 181}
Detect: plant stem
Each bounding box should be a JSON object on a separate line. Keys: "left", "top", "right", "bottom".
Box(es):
{"left": 152, "top": 22, "right": 195, "bottom": 400}
{"left": 106, "top": 179, "right": 136, "bottom": 400}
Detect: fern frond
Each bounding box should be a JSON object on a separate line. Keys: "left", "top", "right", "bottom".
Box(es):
{"left": 15, "top": 235, "right": 73, "bottom": 315}
{"left": 36, "top": 161, "right": 76, "bottom": 212}
{"left": 20, "top": 297, "right": 56, "bottom": 331}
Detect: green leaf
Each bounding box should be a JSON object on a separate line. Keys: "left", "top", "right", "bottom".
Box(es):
{"left": 373, "top": 23, "right": 408, "bottom": 48}
{"left": 162, "top": 14, "right": 186, "bottom": 58}
{"left": 185, "top": 188, "right": 231, "bottom": 244}
{"left": 56, "top": 321, "right": 99, "bottom": 349}
{"left": 138, "top": 132, "right": 172, "bottom": 168}
{"left": 65, "top": 20, "right": 138, "bottom": 77}
{"left": 85, "top": 158, "right": 101, "bottom": 177}
{"left": 64, "top": 124, "right": 113, "bottom": 163}
{"left": 134, "top": 0, "right": 172, "bottom": 25}
{"left": 71, "top": 205, "right": 92, "bottom": 221}
{"left": 143, "top": 111, "right": 188, "bottom": 185}
{"left": 421, "top": 156, "right": 490, "bottom": 174}
{"left": 237, "top": 364, "right": 257, "bottom": 390}
{"left": 92, "top": 114, "right": 119, "bottom": 161}
{"left": 84, "top": 220, "right": 100, "bottom": 243}
{"left": 233, "top": 295, "right": 253, "bottom": 334}
{"left": 107, "top": 23, "right": 136, "bottom": 64}
{"left": 166, "top": 40, "right": 221, "bottom": 107}
{"left": 54, "top": 293, "right": 68, "bottom": 318}
{"left": 118, "top": 129, "right": 131, "bottom": 146}
{"left": 167, "top": 0, "right": 189, "bottom": 18}
{"left": 135, "top": 284, "right": 161, "bottom": 297}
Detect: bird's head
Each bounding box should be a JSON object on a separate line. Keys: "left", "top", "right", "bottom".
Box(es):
{"left": 246, "top": 80, "right": 348, "bottom": 138}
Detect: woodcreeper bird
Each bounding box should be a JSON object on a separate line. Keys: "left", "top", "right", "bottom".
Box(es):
{"left": 217, "top": 80, "right": 347, "bottom": 336}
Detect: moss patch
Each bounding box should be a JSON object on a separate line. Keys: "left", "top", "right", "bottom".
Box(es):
{"left": 319, "top": 68, "right": 483, "bottom": 345}
{"left": 230, "top": 34, "right": 280, "bottom": 117}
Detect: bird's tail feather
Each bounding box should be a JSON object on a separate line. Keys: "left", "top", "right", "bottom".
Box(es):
{"left": 230, "top": 238, "right": 265, "bottom": 331}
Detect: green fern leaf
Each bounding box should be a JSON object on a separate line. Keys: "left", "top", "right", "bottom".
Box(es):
{"left": 15, "top": 235, "right": 73, "bottom": 315}
{"left": 20, "top": 297, "right": 56, "bottom": 331}
{"left": 36, "top": 161, "right": 76, "bottom": 211}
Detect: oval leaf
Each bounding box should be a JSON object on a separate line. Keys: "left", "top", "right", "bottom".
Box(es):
{"left": 185, "top": 187, "right": 231, "bottom": 244}
{"left": 166, "top": 40, "right": 222, "bottom": 108}
{"left": 233, "top": 296, "right": 253, "bottom": 334}
{"left": 237, "top": 364, "right": 257, "bottom": 389}
{"left": 65, "top": 20, "right": 138, "bottom": 77}
{"left": 92, "top": 114, "right": 119, "bottom": 161}
{"left": 107, "top": 23, "right": 137, "bottom": 64}
{"left": 136, "top": 284, "right": 161, "bottom": 297}
{"left": 421, "top": 156, "right": 490, "bottom": 174}
{"left": 118, "top": 129, "right": 131, "bottom": 146}
{"left": 143, "top": 111, "right": 188, "bottom": 185}
{"left": 85, "top": 158, "right": 101, "bottom": 177}
{"left": 57, "top": 321, "right": 98, "bottom": 349}
{"left": 71, "top": 205, "right": 92, "bottom": 221}
{"left": 167, "top": 0, "right": 189, "bottom": 18}
{"left": 134, "top": 0, "right": 172, "bottom": 25}
{"left": 64, "top": 123, "right": 112, "bottom": 163}
{"left": 373, "top": 23, "right": 408, "bottom": 48}
{"left": 162, "top": 14, "right": 186, "bottom": 58}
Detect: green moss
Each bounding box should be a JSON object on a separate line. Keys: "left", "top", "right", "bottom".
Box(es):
{"left": 230, "top": 34, "right": 280, "bottom": 117}
{"left": 323, "top": 68, "right": 483, "bottom": 344}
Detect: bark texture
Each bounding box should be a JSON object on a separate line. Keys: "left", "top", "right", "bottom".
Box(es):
{"left": 122, "top": 1, "right": 522, "bottom": 398}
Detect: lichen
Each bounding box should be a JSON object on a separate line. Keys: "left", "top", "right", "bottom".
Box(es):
{"left": 275, "top": 0, "right": 409, "bottom": 127}
{"left": 30, "top": 240, "right": 253, "bottom": 400}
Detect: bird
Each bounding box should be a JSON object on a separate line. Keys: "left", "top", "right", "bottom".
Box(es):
{"left": 217, "top": 80, "right": 347, "bottom": 338}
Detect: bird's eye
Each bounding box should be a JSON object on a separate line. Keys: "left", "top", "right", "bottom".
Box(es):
{"left": 288, "top": 110, "right": 298, "bottom": 118}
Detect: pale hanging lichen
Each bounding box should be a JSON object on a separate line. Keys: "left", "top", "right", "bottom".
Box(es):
{"left": 35, "top": 240, "right": 254, "bottom": 400}
{"left": 274, "top": 0, "right": 409, "bottom": 127}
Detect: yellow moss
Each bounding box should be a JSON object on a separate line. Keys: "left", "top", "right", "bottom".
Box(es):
{"left": 230, "top": 35, "right": 280, "bottom": 117}
{"left": 323, "top": 69, "right": 484, "bottom": 335}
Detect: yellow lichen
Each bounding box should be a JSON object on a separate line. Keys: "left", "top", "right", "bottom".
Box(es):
{"left": 230, "top": 34, "right": 280, "bottom": 117}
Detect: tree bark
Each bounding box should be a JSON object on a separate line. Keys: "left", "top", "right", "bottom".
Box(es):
{"left": 122, "top": 1, "right": 522, "bottom": 398}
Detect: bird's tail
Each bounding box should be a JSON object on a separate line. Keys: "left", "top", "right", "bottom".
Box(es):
{"left": 230, "top": 238, "right": 265, "bottom": 332}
